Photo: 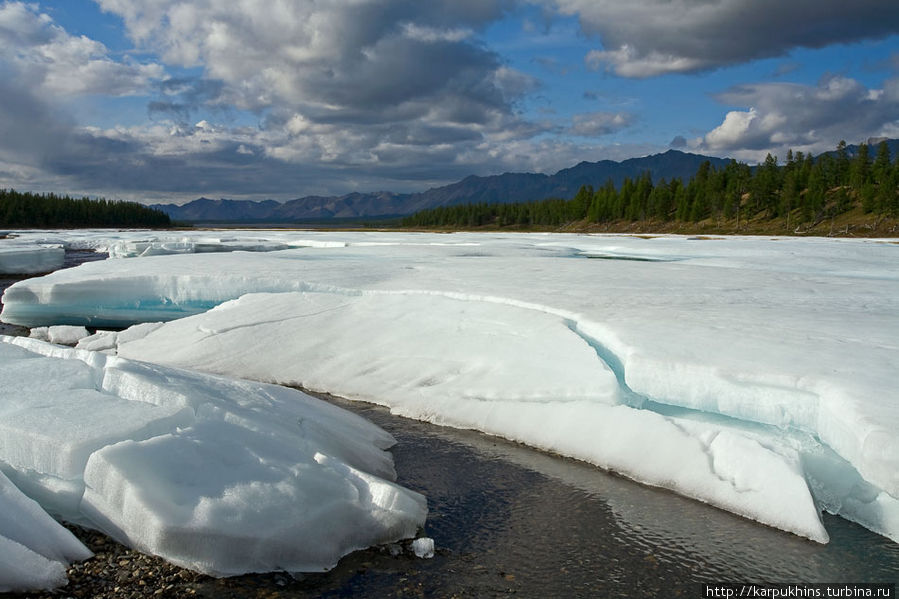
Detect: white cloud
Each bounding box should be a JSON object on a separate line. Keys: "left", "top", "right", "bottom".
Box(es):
{"left": 585, "top": 45, "right": 704, "bottom": 78}
{"left": 703, "top": 108, "right": 759, "bottom": 151}
{"left": 569, "top": 111, "right": 635, "bottom": 137}
{"left": 96, "top": 0, "right": 523, "bottom": 115}
{"left": 698, "top": 76, "right": 899, "bottom": 160}
{"left": 0, "top": 1, "right": 164, "bottom": 96}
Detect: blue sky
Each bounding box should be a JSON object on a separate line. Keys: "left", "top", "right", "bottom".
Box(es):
{"left": 1, "top": 1, "right": 897, "bottom": 203}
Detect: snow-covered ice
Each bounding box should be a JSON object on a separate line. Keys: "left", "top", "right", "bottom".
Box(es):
{"left": 0, "top": 335, "right": 427, "bottom": 585}
{"left": 2, "top": 230, "right": 898, "bottom": 546}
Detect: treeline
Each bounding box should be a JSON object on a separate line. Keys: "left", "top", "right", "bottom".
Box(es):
{"left": 0, "top": 189, "right": 171, "bottom": 228}
{"left": 401, "top": 141, "right": 899, "bottom": 230}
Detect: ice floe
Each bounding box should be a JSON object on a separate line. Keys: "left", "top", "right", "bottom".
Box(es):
{"left": 0, "top": 335, "right": 426, "bottom": 587}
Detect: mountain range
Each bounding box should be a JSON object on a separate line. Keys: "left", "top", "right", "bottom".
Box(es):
{"left": 154, "top": 144, "right": 891, "bottom": 222}
{"left": 151, "top": 149, "right": 734, "bottom": 222}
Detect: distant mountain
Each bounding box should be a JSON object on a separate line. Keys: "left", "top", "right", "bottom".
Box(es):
{"left": 151, "top": 198, "right": 281, "bottom": 221}
{"left": 151, "top": 150, "right": 738, "bottom": 222}
{"left": 404, "top": 150, "right": 732, "bottom": 213}
{"left": 153, "top": 192, "right": 411, "bottom": 222}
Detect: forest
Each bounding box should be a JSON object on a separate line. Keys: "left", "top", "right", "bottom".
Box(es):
{"left": 400, "top": 141, "right": 899, "bottom": 234}
{"left": 0, "top": 189, "right": 171, "bottom": 228}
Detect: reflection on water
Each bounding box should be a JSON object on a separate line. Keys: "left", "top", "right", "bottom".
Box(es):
{"left": 316, "top": 395, "right": 899, "bottom": 597}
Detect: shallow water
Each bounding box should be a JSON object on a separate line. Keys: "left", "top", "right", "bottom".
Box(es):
{"left": 1, "top": 251, "right": 897, "bottom": 598}
{"left": 314, "top": 395, "right": 899, "bottom": 596}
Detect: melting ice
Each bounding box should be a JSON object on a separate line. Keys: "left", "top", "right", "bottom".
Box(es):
{"left": 1, "top": 230, "right": 898, "bottom": 588}
{"left": 0, "top": 334, "right": 426, "bottom": 590}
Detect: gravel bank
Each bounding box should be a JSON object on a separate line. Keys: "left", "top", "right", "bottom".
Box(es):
{"left": 6, "top": 524, "right": 439, "bottom": 599}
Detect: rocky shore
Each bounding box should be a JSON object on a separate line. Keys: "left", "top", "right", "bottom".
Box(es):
{"left": 7, "top": 524, "right": 437, "bottom": 599}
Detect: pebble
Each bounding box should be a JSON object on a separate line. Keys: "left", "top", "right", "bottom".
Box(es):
{"left": 3, "top": 525, "right": 440, "bottom": 599}
{"left": 5, "top": 525, "right": 206, "bottom": 599}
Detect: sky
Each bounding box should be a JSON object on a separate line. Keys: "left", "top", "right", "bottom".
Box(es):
{"left": 1, "top": 1, "right": 898, "bottom": 204}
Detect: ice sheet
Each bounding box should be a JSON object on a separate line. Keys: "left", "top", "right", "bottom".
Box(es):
{"left": 4, "top": 231, "right": 898, "bottom": 544}
{"left": 0, "top": 336, "right": 427, "bottom": 580}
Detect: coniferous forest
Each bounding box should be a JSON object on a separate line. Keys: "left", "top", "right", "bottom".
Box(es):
{"left": 0, "top": 189, "right": 171, "bottom": 228}
{"left": 401, "top": 141, "right": 899, "bottom": 234}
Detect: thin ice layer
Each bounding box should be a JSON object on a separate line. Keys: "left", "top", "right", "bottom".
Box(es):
{"left": 0, "top": 336, "right": 427, "bottom": 578}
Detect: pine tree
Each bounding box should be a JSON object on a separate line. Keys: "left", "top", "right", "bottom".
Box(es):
{"left": 850, "top": 143, "right": 871, "bottom": 188}
{"left": 873, "top": 141, "right": 892, "bottom": 186}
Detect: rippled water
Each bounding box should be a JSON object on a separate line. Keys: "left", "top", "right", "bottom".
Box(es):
{"left": 2, "top": 251, "right": 897, "bottom": 598}
{"left": 317, "top": 396, "right": 899, "bottom": 597}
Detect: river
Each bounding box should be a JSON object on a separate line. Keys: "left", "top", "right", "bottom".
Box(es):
{"left": 1, "top": 250, "right": 897, "bottom": 598}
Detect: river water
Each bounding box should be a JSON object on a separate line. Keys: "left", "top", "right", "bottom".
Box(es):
{"left": 1, "top": 251, "right": 897, "bottom": 598}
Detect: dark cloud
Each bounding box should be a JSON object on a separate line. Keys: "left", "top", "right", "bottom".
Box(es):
{"left": 148, "top": 78, "right": 227, "bottom": 123}
{"left": 100, "top": 0, "right": 524, "bottom": 126}
{"left": 669, "top": 135, "right": 687, "bottom": 148}
{"left": 548, "top": 0, "right": 899, "bottom": 77}
{"left": 0, "top": 69, "right": 75, "bottom": 169}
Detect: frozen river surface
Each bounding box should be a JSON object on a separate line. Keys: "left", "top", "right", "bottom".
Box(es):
{"left": 1, "top": 231, "right": 898, "bottom": 593}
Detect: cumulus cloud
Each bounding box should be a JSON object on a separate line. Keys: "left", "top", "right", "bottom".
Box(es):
{"left": 77, "top": 0, "right": 555, "bottom": 195}
{"left": 697, "top": 75, "right": 899, "bottom": 160}
{"left": 546, "top": 0, "right": 899, "bottom": 77}
{"left": 0, "top": 0, "right": 581, "bottom": 199}
{"left": 568, "top": 111, "right": 634, "bottom": 137}
{"left": 0, "top": 1, "right": 164, "bottom": 96}
{"left": 96, "top": 0, "right": 525, "bottom": 119}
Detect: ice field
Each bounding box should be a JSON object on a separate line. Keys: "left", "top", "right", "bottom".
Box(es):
{"left": 1, "top": 230, "right": 898, "bottom": 588}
